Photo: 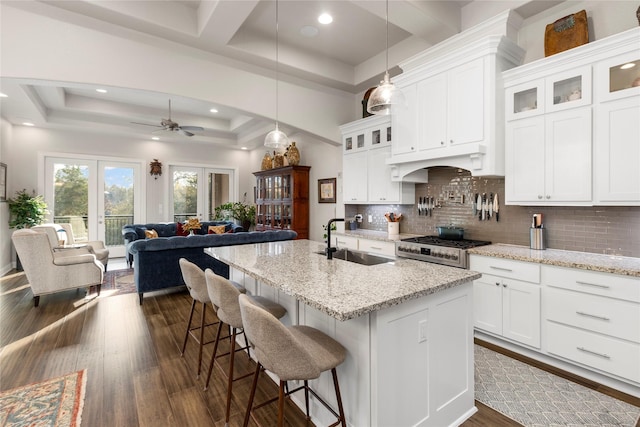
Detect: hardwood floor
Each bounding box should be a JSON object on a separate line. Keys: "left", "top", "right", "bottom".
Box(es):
{"left": 1, "top": 268, "right": 523, "bottom": 426}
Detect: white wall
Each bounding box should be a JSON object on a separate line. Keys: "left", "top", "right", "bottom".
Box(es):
{"left": 461, "top": 1, "right": 638, "bottom": 64}
{"left": 0, "top": 118, "right": 12, "bottom": 274}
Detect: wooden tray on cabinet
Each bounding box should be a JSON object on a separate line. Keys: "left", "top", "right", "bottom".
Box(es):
{"left": 544, "top": 10, "right": 588, "bottom": 57}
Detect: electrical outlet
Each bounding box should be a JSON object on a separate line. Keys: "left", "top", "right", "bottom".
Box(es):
{"left": 418, "top": 320, "right": 427, "bottom": 343}
{"left": 368, "top": 214, "right": 373, "bottom": 223}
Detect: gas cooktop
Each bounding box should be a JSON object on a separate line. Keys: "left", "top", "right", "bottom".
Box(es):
{"left": 400, "top": 236, "right": 492, "bottom": 250}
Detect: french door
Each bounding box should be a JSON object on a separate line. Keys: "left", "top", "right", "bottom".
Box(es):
{"left": 170, "top": 165, "right": 235, "bottom": 223}
{"left": 44, "top": 156, "right": 143, "bottom": 258}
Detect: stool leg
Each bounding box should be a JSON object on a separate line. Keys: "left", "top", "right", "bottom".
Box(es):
{"left": 243, "top": 362, "right": 262, "bottom": 427}
{"left": 304, "top": 380, "right": 310, "bottom": 419}
{"left": 224, "top": 327, "right": 237, "bottom": 424}
{"left": 331, "top": 368, "right": 347, "bottom": 427}
{"left": 181, "top": 299, "right": 196, "bottom": 356}
{"left": 278, "top": 380, "right": 285, "bottom": 427}
{"left": 196, "top": 302, "right": 207, "bottom": 378}
{"left": 204, "top": 321, "right": 224, "bottom": 391}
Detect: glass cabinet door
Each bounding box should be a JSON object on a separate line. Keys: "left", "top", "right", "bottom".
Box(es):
{"left": 506, "top": 81, "right": 544, "bottom": 121}
{"left": 546, "top": 65, "right": 592, "bottom": 113}
{"left": 597, "top": 52, "right": 640, "bottom": 102}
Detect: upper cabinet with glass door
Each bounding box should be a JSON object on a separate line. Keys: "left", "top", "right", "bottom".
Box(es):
{"left": 342, "top": 115, "right": 391, "bottom": 153}
{"left": 505, "top": 65, "right": 591, "bottom": 121}
{"left": 597, "top": 52, "right": 640, "bottom": 103}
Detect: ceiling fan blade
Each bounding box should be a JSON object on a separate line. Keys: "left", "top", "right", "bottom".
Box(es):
{"left": 180, "top": 126, "right": 204, "bottom": 132}
{"left": 179, "top": 129, "right": 194, "bottom": 137}
{"left": 131, "top": 121, "right": 162, "bottom": 128}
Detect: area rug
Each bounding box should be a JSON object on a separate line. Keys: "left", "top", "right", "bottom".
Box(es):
{"left": 0, "top": 369, "right": 86, "bottom": 427}
{"left": 100, "top": 269, "right": 136, "bottom": 296}
{"left": 475, "top": 344, "right": 640, "bottom": 426}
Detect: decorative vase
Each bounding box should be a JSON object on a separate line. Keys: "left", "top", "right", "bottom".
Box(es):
{"left": 287, "top": 141, "right": 300, "bottom": 166}
{"left": 273, "top": 152, "right": 284, "bottom": 168}
{"left": 261, "top": 151, "right": 273, "bottom": 170}
{"left": 188, "top": 230, "right": 195, "bottom": 236}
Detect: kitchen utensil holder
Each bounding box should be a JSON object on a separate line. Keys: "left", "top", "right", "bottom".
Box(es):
{"left": 388, "top": 222, "right": 399, "bottom": 236}
{"left": 530, "top": 227, "right": 546, "bottom": 250}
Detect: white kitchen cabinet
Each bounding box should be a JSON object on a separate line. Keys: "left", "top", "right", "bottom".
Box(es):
{"left": 333, "top": 235, "right": 358, "bottom": 251}
{"left": 342, "top": 151, "right": 367, "bottom": 203}
{"left": 542, "top": 265, "right": 640, "bottom": 383}
{"left": 470, "top": 256, "right": 541, "bottom": 348}
{"left": 333, "top": 234, "right": 396, "bottom": 257}
{"left": 340, "top": 116, "right": 414, "bottom": 205}
{"left": 503, "top": 26, "right": 640, "bottom": 206}
{"left": 506, "top": 107, "right": 592, "bottom": 204}
{"left": 386, "top": 30, "right": 524, "bottom": 178}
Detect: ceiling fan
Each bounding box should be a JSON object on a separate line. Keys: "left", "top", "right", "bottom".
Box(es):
{"left": 132, "top": 99, "right": 204, "bottom": 137}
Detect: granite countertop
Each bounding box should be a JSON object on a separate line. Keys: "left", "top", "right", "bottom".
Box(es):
{"left": 206, "top": 240, "right": 480, "bottom": 321}
{"left": 468, "top": 244, "right": 640, "bottom": 277}
{"left": 335, "top": 229, "right": 421, "bottom": 242}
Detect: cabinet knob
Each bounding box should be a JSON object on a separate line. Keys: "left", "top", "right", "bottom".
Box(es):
{"left": 495, "top": 282, "right": 500, "bottom": 286}
{"left": 546, "top": 195, "right": 551, "bottom": 199}
{"left": 411, "top": 147, "right": 415, "bottom": 151}
{"left": 538, "top": 195, "right": 543, "bottom": 199}
{"left": 440, "top": 141, "right": 445, "bottom": 145}
{"left": 450, "top": 139, "right": 454, "bottom": 144}
{"left": 503, "top": 284, "right": 507, "bottom": 287}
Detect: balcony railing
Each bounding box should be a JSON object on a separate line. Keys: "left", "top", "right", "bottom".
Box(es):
{"left": 54, "top": 215, "right": 134, "bottom": 246}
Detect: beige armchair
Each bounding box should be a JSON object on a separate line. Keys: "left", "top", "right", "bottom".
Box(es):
{"left": 60, "top": 223, "right": 109, "bottom": 270}
{"left": 12, "top": 229, "right": 104, "bottom": 307}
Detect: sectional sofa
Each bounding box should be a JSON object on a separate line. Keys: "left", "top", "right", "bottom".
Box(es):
{"left": 123, "top": 222, "right": 297, "bottom": 304}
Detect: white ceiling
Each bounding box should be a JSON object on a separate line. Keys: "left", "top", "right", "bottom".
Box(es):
{"left": 0, "top": 0, "right": 565, "bottom": 150}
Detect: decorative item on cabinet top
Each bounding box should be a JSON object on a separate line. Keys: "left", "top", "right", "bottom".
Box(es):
{"left": 261, "top": 151, "right": 273, "bottom": 171}
{"left": 285, "top": 141, "right": 300, "bottom": 166}
{"left": 544, "top": 10, "right": 588, "bottom": 57}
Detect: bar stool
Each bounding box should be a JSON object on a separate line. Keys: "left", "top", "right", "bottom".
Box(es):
{"left": 204, "top": 269, "right": 287, "bottom": 426}
{"left": 179, "top": 259, "right": 246, "bottom": 378}
{"left": 238, "top": 294, "right": 347, "bottom": 427}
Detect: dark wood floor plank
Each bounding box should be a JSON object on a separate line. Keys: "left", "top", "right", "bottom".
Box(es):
{"left": 169, "top": 386, "right": 216, "bottom": 425}
{"left": 133, "top": 366, "right": 176, "bottom": 427}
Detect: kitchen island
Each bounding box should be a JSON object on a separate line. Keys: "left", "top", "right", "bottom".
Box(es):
{"left": 206, "top": 239, "right": 481, "bottom": 427}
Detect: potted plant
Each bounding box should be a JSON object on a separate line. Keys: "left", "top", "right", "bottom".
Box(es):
{"left": 8, "top": 189, "right": 49, "bottom": 229}
{"left": 8, "top": 189, "right": 49, "bottom": 271}
{"left": 215, "top": 202, "right": 256, "bottom": 231}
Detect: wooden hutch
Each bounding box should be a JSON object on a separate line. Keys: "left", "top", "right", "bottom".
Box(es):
{"left": 253, "top": 165, "right": 310, "bottom": 239}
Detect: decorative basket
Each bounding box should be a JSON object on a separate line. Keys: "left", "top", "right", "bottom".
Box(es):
{"left": 544, "top": 10, "right": 588, "bottom": 57}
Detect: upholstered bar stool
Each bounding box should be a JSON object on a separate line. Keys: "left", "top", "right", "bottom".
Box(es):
{"left": 238, "top": 294, "right": 347, "bottom": 427}
{"left": 204, "top": 269, "right": 287, "bottom": 426}
{"left": 178, "top": 258, "right": 244, "bottom": 378}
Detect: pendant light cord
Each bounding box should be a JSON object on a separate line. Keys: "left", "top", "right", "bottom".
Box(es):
{"left": 385, "top": 0, "right": 389, "bottom": 74}
{"left": 275, "top": 0, "right": 280, "bottom": 128}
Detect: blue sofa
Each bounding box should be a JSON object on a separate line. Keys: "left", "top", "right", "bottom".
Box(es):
{"left": 127, "top": 229, "right": 298, "bottom": 304}
{"left": 122, "top": 221, "right": 244, "bottom": 267}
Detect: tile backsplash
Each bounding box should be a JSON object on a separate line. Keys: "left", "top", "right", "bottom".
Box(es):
{"left": 346, "top": 167, "right": 640, "bottom": 258}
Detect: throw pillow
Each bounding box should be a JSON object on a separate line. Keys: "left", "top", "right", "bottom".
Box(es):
{"left": 208, "top": 225, "right": 226, "bottom": 235}
{"left": 145, "top": 229, "right": 159, "bottom": 239}
{"left": 176, "top": 222, "right": 189, "bottom": 236}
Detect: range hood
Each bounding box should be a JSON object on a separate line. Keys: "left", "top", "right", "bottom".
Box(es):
{"left": 388, "top": 143, "right": 494, "bottom": 183}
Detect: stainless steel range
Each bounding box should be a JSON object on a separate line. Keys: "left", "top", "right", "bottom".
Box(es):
{"left": 395, "top": 236, "right": 491, "bottom": 268}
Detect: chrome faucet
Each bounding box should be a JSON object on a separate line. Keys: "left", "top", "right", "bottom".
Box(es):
{"left": 325, "top": 218, "right": 345, "bottom": 259}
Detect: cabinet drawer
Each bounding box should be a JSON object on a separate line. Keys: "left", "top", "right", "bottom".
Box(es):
{"left": 469, "top": 256, "right": 540, "bottom": 283}
{"left": 358, "top": 239, "right": 396, "bottom": 257}
{"left": 546, "top": 321, "right": 640, "bottom": 383}
{"left": 334, "top": 235, "right": 358, "bottom": 250}
{"left": 542, "top": 265, "right": 640, "bottom": 302}
{"left": 545, "top": 287, "right": 640, "bottom": 343}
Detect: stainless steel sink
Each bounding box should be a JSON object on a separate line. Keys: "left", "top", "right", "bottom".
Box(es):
{"left": 317, "top": 249, "right": 395, "bottom": 266}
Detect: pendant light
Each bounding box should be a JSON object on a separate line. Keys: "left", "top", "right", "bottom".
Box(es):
{"left": 264, "top": 0, "right": 289, "bottom": 149}
{"left": 367, "top": 0, "right": 405, "bottom": 115}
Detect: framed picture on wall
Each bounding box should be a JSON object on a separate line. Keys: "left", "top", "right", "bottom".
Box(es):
{"left": 318, "top": 178, "right": 336, "bottom": 203}
{"left": 0, "top": 163, "right": 6, "bottom": 202}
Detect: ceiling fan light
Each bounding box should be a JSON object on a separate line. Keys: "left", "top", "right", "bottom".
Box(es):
{"left": 264, "top": 123, "right": 289, "bottom": 149}
{"left": 367, "top": 72, "right": 406, "bottom": 115}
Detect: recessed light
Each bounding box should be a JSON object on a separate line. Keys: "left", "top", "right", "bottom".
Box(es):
{"left": 209, "top": 108, "right": 218, "bottom": 113}
{"left": 152, "top": 137, "right": 160, "bottom": 141}
{"left": 300, "top": 25, "right": 318, "bottom": 38}
{"left": 241, "top": 147, "right": 248, "bottom": 150}
{"left": 96, "top": 88, "right": 108, "bottom": 93}
{"left": 22, "top": 122, "right": 35, "bottom": 126}
{"left": 318, "top": 13, "right": 333, "bottom": 25}
{"left": 620, "top": 63, "right": 636, "bottom": 70}
{"left": 0, "top": 93, "right": 7, "bottom": 98}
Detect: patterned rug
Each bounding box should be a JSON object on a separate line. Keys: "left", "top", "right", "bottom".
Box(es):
{"left": 0, "top": 370, "right": 86, "bottom": 427}
{"left": 475, "top": 345, "right": 640, "bottom": 426}
{"left": 99, "top": 269, "right": 136, "bottom": 296}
